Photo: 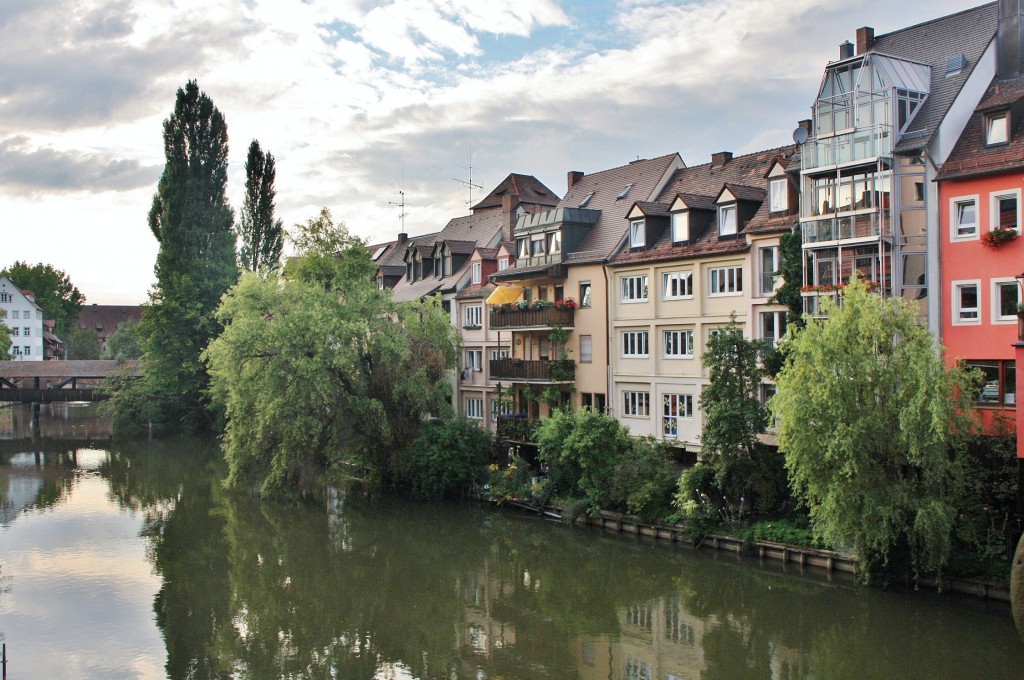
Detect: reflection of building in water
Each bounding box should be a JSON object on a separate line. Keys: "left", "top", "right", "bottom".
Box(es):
{"left": 0, "top": 403, "right": 112, "bottom": 441}
{"left": 0, "top": 466, "right": 44, "bottom": 524}
{"left": 458, "top": 560, "right": 518, "bottom": 656}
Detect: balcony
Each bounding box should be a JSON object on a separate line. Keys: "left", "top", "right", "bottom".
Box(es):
{"left": 801, "top": 125, "right": 892, "bottom": 172}
{"left": 496, "top": 414, "right": 541, "bottom": 443}
{"left": 490, "top": 358, "right": 575, "bottom": 382}
{"left": 490, "top": 307, "right": 574, "bottom": 330}
{"left": 801, "top": 212, "right": 890, "bottom": 244}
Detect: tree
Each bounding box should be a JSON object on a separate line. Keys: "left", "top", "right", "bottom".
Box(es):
{"left": 0, "top": 309, "right": 11, "bottom": 358}
{"left": 237, "top": 140, "right": 285, "bottom": 274}
{"left": 1, "top": 261, "right": 85, "bottom": 336}
{"left": 65, "top": 326, "right": 101, "bottom": 360}
{"left": 137, "top": 80, "right": 237, "bottom": 430}
{"left": 204, "top": 208, "right": 459, "bottom": 497}
{"left": 103, "top": 318, "right": 143, "bottom": 362}
{"left": 771, "top": 278, "right": 977, "bottom": 576}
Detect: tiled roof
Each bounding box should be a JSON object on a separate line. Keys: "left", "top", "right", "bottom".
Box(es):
{"left": 77, "top": 305, "right": 143, "bottom": 337}
{"left": 869, "top": 3, "right": 998, "bottom": 152}
{"left": 632, "top": 201, "right": 672, "bottom": 216}
{"left": 444, "top": 239, "right": 477, "bottom": 255}
{"left": 455, "top": 283, "right": 496, "bottom": 300}
{"left": 472, "top": 173, "right": 560, "bottom": 211}
{"left": 475, "top": 248, "right": 500, "bottom": 259}
{"left": 939, "top": 73, "right": 1024, "bottom": 179}
{"left": 720, "top": 183, "right": 766, "bottom": 203}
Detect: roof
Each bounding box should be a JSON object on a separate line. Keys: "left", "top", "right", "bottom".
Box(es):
{"left": 719, "top": 183, "right": 767, "bottom": 203}
{"left": 455, "top": 282, "right": 497, "bottom": 300}
{"left": 939, "top": 73, "right": 1024, "bottom": 179}
{"left": 865, "top": 3, "right": 998, "bottom": 152}
{"left": 631, "top": 201, "right": 672, "bottom": 217}
{"left": 471, "top": 173, "right": 560, "bottom": 211}
{"left": 76, "top": 305, "right": 143, "bottom": 336}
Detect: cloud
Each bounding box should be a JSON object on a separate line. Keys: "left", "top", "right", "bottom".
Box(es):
{"left": 0, "top": 136, "right": 161, "bottom": 193}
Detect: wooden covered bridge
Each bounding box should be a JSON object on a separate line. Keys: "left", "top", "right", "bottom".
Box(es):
{"left": 0, "top": 360, "right": 141, "bottom": 403}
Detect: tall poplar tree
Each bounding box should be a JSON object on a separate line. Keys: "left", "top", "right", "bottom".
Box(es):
{"left": 238, "top": 140, "right": 284, "bottom": 273}
{"left": 140, "top": 80, "right": 237, "bottom": 429}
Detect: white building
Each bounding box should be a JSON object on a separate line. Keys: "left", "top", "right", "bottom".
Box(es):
{"left": 0, "top": 276, "right": 45, "bottom": 361}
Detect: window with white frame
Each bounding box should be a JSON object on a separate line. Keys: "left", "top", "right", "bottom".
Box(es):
{"left": 950, "top": 196, "right": 978, "bottom": 239}
{"left": 10, "top": 310, "right": 18, "bottom": 320}
{"left": 769, "top": 178, "right": 788, "bottom": 213}
{"left": 548, "top": 231, "right": 562, "bottom": 254}
{"left": 671, "top": 211, "right": 689, "bottom": 242}
{"left": 465, "top": 397, "right": 483, "bottom": 419}
{"left": 11, "top": 327, "right": 18, "bottom": 336}
{"left": 953, "top": 281, "right": 980, "bottom": 324}
{"left": 709, "top": 266, "right": 742, "bottom": 295}
{"left": 471, "top": 262, "right": 481, "bottom": 284}
{"left": 620, "top": 275, "right": 648, "bottom": 302}
{"left": 23, "top": 346, "right": 29, "bottom": 356}
{"left": 719, "top": 204, "right": 737, "bottom": 236}
{"left": 464, "top": 305, "right": 482, "bottom": 328}
{"left": 10, "top": 346, "right": 20, "bottom": 356}
{"left": 580, "top": 282, "right": 592, "bottom": 307}
{"left": 0, "top": 293, "right": 10, "bottom": 303}
{"left": 530, "top": 235, "right": 546, "bottom": 256}
{"left": 629, "top": 219, "right": 645, "bottom": 248}
{"left": 759, "top": 247, "right": 780, "bottom": 296}
{"left": 992, "top": 190, "right": 1020, "bottom": 231}
{"left": 491, "top": 398, "right": 513, "bottom": 418}
{"left": 621, "top": 330, "right": 649, "bottom": 358}
{"left": 622, "top": 391, "right": 650, "bottom": 417}
{"left": 994, "top": 279, "right": 1020, "bottom": 322}
{"left": 663, "top": 271, "right": 692, "bottom": 300}
{"left": 497, "top": 257, "right": 508, "bottom": 271}
{"left": 465, "top": 349, "right": 482, "bottom": 371}
{"left": 490, "top": 348, "right": 510, "bottom": 360}
{"left": 662, "top": 393, "right": 693, "bottom": 439}
{"left": 580, "top": 335, "right": 592, "bottom": 363}
{"left": 760, "top": 311, "right": 787, "bottom": 349}
{"left": 23, "top": 327, "right": 29, "bottom": 337}
{"left": 986, "top": 111, "right": 1009, "bottom": 145}
{"left": 663, "top": 329, "right": 693, "bottom": 358}
{"left": 517, "top": 238, "right": 529, "bottom": 258}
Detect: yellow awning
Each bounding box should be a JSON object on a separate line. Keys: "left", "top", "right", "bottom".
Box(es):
{"left": 486, "top": 285, "right": 523, "bottom": 305}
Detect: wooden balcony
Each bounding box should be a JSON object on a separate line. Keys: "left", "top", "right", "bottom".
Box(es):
{"left": 489, "top": 358, "right": 575, "bottom": 382}
{"left": 489, "top": 307, "right": 574, "bottom": 330}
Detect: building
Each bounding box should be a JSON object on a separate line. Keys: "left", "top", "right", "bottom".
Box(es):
{"left": 0, "top": 276, "right": 45, "bottom": 361}
{"left": 75, "top": 304, "right": 143, "bottom": 356}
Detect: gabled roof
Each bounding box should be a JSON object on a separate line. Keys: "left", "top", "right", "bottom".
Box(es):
{"left": 939, "top": 72, "right": 1024, "bottom": 179}
{"left": 630, "top": 201, "right": 672, "bottom": 217}
{"left": 716, "top": 183, "right": 766, "bottom": 204}
{"left": 471, "top": 173, "right": 560, "bottom": 211}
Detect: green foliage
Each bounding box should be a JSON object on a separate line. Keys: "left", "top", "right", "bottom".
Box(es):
{"left": 768, "top": 229, "right": 804, "bottom": 328}
{"left": 65, "top": 326, "right": 101, "bottom": 360}
{"left": 1, "top": 261, "right": 85, "bottom": 336}
{"left": 744, "top": 519, "right": 823, "bottom": 548}
{"left": 610, "top": 437, "right": 678, "bottom": 520}
{"left": 399, "top": 418, "right": 494, "bottom": 499}
{"left": 486, "top": 450, "right": 536, "bottom": 501}
{"left": 771, "top": 278, "right": 978, "bottom": 576}
{"left": 237, "top": 139, "right": 285, "bottom": 274}
{"left": 132, "top": 80, "right": 238, "bottom": 431}
{"left": 0, "top": 309, "right": 10, "bottom": 357}
{"left": 102, "top": 318, "right": 143, "bottom": 362}
{"left": 204, "top": 209, "right": 460, "bottom": 497}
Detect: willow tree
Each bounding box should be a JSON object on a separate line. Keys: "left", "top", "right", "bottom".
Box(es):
{"left": 204, "top": 209, "right": 459, "bottom": 496}
{"left": 237, "top": 140, "right": 284, "bottom": 273}
{"left": 771, "top": 279, "right": 977, "bottom": 576}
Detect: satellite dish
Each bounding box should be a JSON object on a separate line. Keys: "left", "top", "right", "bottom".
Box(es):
{"left": 792, "top": 126, "right": 809, "bottom": 145}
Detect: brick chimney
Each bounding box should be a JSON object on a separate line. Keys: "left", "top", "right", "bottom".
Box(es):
{"left": 567, "top": 171, "right": 584, "bottom": 190}
{"left": 856, "top": 27, "right": 875, "bottom": 55}
{"left": 711, "top": 151, "right": 733, "bottom": 168}
{"left": 999, "top": 0, "right": 1024, "bottom": 79}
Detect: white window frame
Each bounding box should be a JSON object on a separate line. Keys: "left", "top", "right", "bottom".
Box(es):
{"left": 663, "top": 329, "right": 694, "bottom": 358}
{"left": 530, "top": 235, "right": 546, "bottom": 256}
{"left": 621, "top": 330, "right": 649, "bottom": 358}
{"left": 465, "top": 349, "right": 483, "bottom": 372}
{"left": 952, "top": 279, "right": 981, "bottom": 325}
{"left": 10, "top": 310, "right": 18, "bottom": 320}
{"left": 23, "top": 346, "right": 29, "bottom": 356}
{"left": 23, "top": 327, "right": 30, "bottom": 337}
{"left": 579, "top": 281, "right": 592, "bottom": 307}
{"left": 547, "top": 231, "right": 561, "bottom": 254}
{"left": 629, "top": 219, "right": 645, "bottom": 248}
{"left": 497, "top": 257, "right": 508, "bottom": 271}
{"left": 949, "top": 195, "right": 979, "bottom": 240}
{"left": 986, "top": 111, "right": 1009, "bottom": 145}
{"left": 471, "top": 262, "right": 481, "bottom": 284}
{"left": 464, "top": 305, "right": 482, "bottom": 328}
{"left": 708, "top": 266, "right": 743, "bottom": 296}
{"left": 11, "top": 327, "right": 18, "bottom": 336}
{"left": 718, "top": 204, "right": 737, "bottom": 236}
{"left": 579, "top": 335, "right": 593, "bottom": 363}
{"left": 662, "top": 393, "right": 693, "bottom": 439}
{"left": 671, "top": 211, "right": 689, "bottom": 242}
{"left": 759, "top": 246, "right": 780, "bottom": 297}
{"left": 990, "top": 189, "right": 1022, "bottom": 233}
{"left": 489, "top": 348, "right": 510, "bottom": 360}
{"left": 465, "top": 396, "right": 484, "bottom": 419}
{"left": 662, "top": 271, "right": 693, "bottom": 300}
{"left": 621, "top": 391, "right": 650, "bottom": 418}
{"left": 760, "top": 311, "right": 787, "bottom": 349}
{"left": 620, "top": 275, "right": 649, "bottom": 303}
{"left": 769, "top": 178, "right": 788, "bottom": 213}
{"left": 993, "top": 278, "right": 1020, "bottom": 324}
{"left": 517, "top": 238, "right": 530, "bottom": 259}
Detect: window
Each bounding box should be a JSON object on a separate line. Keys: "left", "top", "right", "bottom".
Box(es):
{"left": 769, "top": 178, "right": 788, "bottom": 213}
{"left": 11, "top": 327, "right": 18, "bottom": 336}
{"left": 953, "top": 281, "right": 980, "bottom": 324}
{"left": 530, "top": 235, "right": 546, "bottom": 256}
{"left": 465, "top": 349, "right": 482, "bottom": 372}
{"left": 761, "top": 384, "right": 779, "bottom": 432}
{"left": 986, "top": 111, "right": 1009, "bottom": 145}
{"left": 622, "top": 391, "right": 650, "bottom": 417}
{"left": 491, "top": 398, "right": 513, "bottom": 419}
{"left": 951, "top": 197, "right": 978, "bottom": 239}
{"left": 617, "top": 184, "right": 633, "bottom": 200}
{"left": 580, "top": 335, "right": 592, "bottom": 363}
{"left": 759, "top": 247, "right": 780, "bottom": 296}
{"left": 620, "top": 275, "right": 648, "bottom": 302}
{"left": 23, "top": 346, "right": 29, "bottom": 356}
{"left": 579, "top": 282, "right": 592, "bottom": 307}
{"left": 709, "top": 266, "right": 743, "bottom": 296}
{"left": 464, "top": 305, "right": 482, "bottom": 328}
{"left": 497, "top": 257, "right": 508, "bottom": 271}
{"left": 992, "top": 191, "right": 1020, "bottom": 231}
{"left": 719, "top": 204, "right": 737, "bottom": 236}
{"left": 671, "top": 211, "right": 689, "bottom": 242}
{"left": 625, "top": 657, "right": 651, "bottom": 680}
{"left": 629, "top": 219, "right": 645, "bottom": 248}
{"left": 23, "top": 327, "right": 30, "bottom": 337}
{"left": 663, "top": 330, "right": 694, "bottom": 358}
{"left": 490, "top": 348, "right": 510, "bottom": 360}
{"left": 994, "top": 279, "right": 1020, "bottom": 322}
{"left": 578, "top": 191, "right": 594, "bottom": 208}
{"left": 0, "top": 293, "right": 10, "bottom": 303}
{"left": 621, "top": 331, "right": 649, "bottom": 358}
{"left": 517, "top": 238, "right": 529, "bottom": 258}
{"left": 471, "top": 262, "right": 481, "bottom": 285}
{"left": 465, "top": 397, "right": 484, "bottom": 419}
{"left": 760, "top": 311, "right": 787, "bottom": 349}
{"left": 434, "top": 256, "right": 442, "bottom": 278}
{"left": 554, "top": 285, "right": 564, "bottom": 302}
{"left": 662, "top": 393, "right": 693, "bottom": 439}
{"left": 966, "top": 360, "right": 1016, "bottom": 406}
{"left": 10, "top": 310, "right": 18, "bottom": 319}
{"left": 548, "top": 231, "right": 562, "bottom": 254}
{"left": 663, "top": 271, "right": 692, "bottom": 300}
{"left": 10, "top": 346, "right": 20, "bottom": 356}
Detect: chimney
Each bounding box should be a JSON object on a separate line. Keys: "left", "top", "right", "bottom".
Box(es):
{"left": 711, "top": 151, "right": 733, "bottom": 168}
{"left": 501, "top": 194, "right": 515, "bottom": 244}
{"left": 397, "top": 232, "right": 408, "bottom": 244}
{"left": 856, "top": 27, "right": 875, "bottom": 55}
{"left": 998, "top": 0, "right": 1024, "bottom": 79}
{"left": 567, "top": 171, "right": 584, "bottom": 190}
{"left": 839, "top": 40, "right": 854, "bottom": 60}
{"left": 798, "top": 118, "right": 812, "bottom": 133}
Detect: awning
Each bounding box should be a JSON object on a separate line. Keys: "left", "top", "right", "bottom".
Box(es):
{"left": 486, "top": 285, "right": 524, "bottom": 305}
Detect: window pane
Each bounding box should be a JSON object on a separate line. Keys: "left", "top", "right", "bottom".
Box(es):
{"left": 998, "top": 196, "right": 1018, "bottom": 230}
{"left": 987, "top": 114, "right": 1008, "bottom": 144}
{"left": 999, "top": 283, "right": 1019, "bottom": 318}
{"left": 1006, "top": 361, "right": 1016, "bottom": 405}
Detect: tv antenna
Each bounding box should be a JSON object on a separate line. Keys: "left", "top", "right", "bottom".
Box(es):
{"left": 388, "top": 190, "right": 409, "bottom": 232}
{"left": 453, "top": 148, "right": 483, "bottom": 216}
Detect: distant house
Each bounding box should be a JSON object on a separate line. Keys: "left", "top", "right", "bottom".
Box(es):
{"left": 77, "top": 304, "right": 143, "bottom": 355}
{"left": 0, "top": 276, "right": 45, "bottom": 361}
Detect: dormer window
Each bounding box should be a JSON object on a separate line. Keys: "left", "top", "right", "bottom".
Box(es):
{"left": 671, "top": 211, "right": 689, "bottom": 242}
{"left": 434, "top": 256, "right": 442, "bottom": 278}
{"left": 769, "top": 178, "right": 788, "bottom": 213}
{"left": 530, "top": 234, "right": 546, "bottom": 256}
{"left": 719, "top": 205, "right": 737, "bottom": 237}
{"left": 986, "top": 111, "right": 1009, "bottom": 145}
{"left": 498, "top": 257, "right": 508, "bottom": 271}
{"left": 548, "top": 231, "right": 562, "bottom": 254}
{"left": 472, "top": 262, "right": 481, "bottom": 284}
{"left": 629, "top": 219, "right": 645, "bottom": 248}
{"left": 444, "top": 249, "right": 452, "bottom": 276}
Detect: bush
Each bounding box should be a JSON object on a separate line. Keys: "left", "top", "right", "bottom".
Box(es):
{"left": 400, "top": 418, "right": 494, "bottom": 499}
{"left": 746, "top": 519, "right": 823, "bottom": 549}
{"left": 611, "top": 437, "right": 677, "bottom": 521}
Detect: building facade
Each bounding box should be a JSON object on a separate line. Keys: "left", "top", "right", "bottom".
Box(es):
{"left": 0, "top": 277, "right": 45, "bottom": 361}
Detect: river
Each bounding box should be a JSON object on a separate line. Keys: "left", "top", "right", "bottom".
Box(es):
{"left": 0, "top": 402, "right": 1022, "bottom": 679}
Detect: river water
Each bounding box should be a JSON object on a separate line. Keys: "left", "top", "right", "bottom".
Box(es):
{"left": 0, "top": 403, "right": 1022, "bottom": 679}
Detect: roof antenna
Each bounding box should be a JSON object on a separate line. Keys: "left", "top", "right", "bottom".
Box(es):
{"left": 389, "top": 190, "right": 408, "bottom": 234}
{"left": 453, "top": 145, "right": 482, "bottom": 227}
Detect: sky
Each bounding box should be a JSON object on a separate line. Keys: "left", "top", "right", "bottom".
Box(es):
{"left": 1, "top": 0, "right": 978, "bottom": 304}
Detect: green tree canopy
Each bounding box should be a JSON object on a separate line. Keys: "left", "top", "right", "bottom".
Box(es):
{"left": 0, "top": 309, "right": 11, "bottom": 357}
{"left": 771, "top": 278, "right": 977, "bottom": 576}
{"left": 204, "top": 208, "right": 459, "bottom": 497}
{"left": 237, "top": 139, "right": 285, "bottom": 274}
{"left": 65, "top": 326, "right": 101, "bottom": 360}
{"left": 102, "top": 318, "right": 143, "bottom": 362}
{"left": 1, "top": 261, "right": 84, "bottom": 336}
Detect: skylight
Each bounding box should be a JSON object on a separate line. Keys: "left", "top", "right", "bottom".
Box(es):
{"left": 371, "top": 246, "right": 387, "bottom": 260}
{"left": 578, "top": 192, "right": 595, "bottom": 208}
{"left": 616, "top": 184, "right": 633, "bottom": 200}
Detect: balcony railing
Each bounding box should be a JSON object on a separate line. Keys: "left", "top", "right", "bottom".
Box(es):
{"left": 801, "top": 212, "right": 890, "bottom": 244}
{"left": 489, "top": 307, "right": 574, "bottom": 329}
{"left": 490, "top": 358, "right": 575, "bottom": 382}
{"left": 496, "top": 414, "right": 541, "bottom": 442}
{"left": 801, "top": 124, "right": 892, "bottom": 171}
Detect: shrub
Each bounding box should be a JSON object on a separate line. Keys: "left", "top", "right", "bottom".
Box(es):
{"left": 610, "top": 437, "right": 677, "bottom": 521}
{"left": 400, "top": 418, "right": 495, "bottom": 499}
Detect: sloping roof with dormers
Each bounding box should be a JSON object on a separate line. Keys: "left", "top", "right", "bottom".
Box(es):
{"left": 939, "top": 72, "right": 1024, "bottom": 180}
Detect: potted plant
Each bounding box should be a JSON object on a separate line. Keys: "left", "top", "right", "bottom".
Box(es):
{"left": 981, "top": 226, "right": 1019, "bottom": 248}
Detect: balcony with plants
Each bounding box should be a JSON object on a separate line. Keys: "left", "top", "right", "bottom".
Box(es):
{"left": 489, "top": 298, "right": 576, "bottom": 330}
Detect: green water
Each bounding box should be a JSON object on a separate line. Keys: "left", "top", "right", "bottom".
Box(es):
{"left": 1, "top": 403, "right": 1022, "bottom": 679}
